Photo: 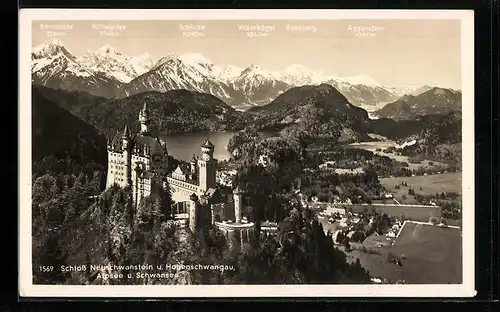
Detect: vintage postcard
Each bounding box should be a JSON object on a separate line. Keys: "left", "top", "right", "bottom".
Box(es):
{"left": 19, "top": 9, "right": 475, "bottom": 298}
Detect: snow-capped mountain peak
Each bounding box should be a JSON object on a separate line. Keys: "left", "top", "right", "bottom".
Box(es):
{"left": 239, "top": 64, "right": 278, "bottom": 79}
{"left": 77, "top": 45, "right": 155, "bottom": 83}
{"left": 95, "top": 44, "right": 121, "bottom": 55}
{"left": 286, "top": 64, "right": 310, "bottom": 71}
{"left": 280, "top": 64, "right": 324, "bottom": 86}
{"left": 32, "top": 40, "right": 74, "bottom": 60}
{"left": 178, "top": 52, "right": 212, "bottom": 65}
{"left": 341, "top": 75, "right": 381, "bottom": 87}
{"left": 212, "top": 65, "right": 244, "bottom": 83}
{"left": 31, "top": 41, "right": 424, "bottom": 110}
{"left": 33, "top": 39, "right": 65, "bottom": 51}
{"left": 129, "top": 53, "right": 155, "bottom": 77}
{"left": 152, "top": 54, "right": 180, "bottom": 69}
{"left": 31, "top": 39, "right": 94, "bottom": 79}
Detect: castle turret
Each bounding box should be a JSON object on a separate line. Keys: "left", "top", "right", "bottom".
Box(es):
{"left": 188, "top": 193, "right": 199, "bottom": 233}
{"left": 122, "top": 125, "right": 131, "bottom": 187}
{"left": 200, "top": 137, "right": 214, "bottom": 161}
{"left": 139, "top": 102, "right": 151, "bottom": 134}
{"left": 190, "top": 154, "right": 197, "bottom": 174}
{"left": 233, "top": 185, "right": 244, "bottom": 223}
{"left": 198, "top": 138, "right": 217, "bottom": 191}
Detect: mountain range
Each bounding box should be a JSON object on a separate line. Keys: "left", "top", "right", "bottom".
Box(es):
{"left": 373, "top": 87, "right": 462, "bottom": 120}
{"left": 31, "top": 40, "right": 454, "bottom": 110}
{"left": 233, "top": 83, "right": 462, "bottom": 148}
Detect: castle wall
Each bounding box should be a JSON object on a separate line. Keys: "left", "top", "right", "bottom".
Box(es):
{"left": 150, "top": 152, "right": 168, "bottom": 175}
{"left": 188, "top": 198, "right": 197, "bottom": 233}
{"left": 198, "top": 159, "right": 217, "bottom": 192}
{"left": 106, "top": 150, "right": 129, "bottom": 188}
{"left": 132, "top": 176, "right": 152, "bottom": 206}
{"left": 167, "top": 177, "right": 203, "bottom": 203}
{"left": 131, "top": 154, "right": 150, "bottom": 171}
{"left": 171, "top": 190, "right": 193, "bottom": 204}
{"left": 216, "top": 222, "right": 255, "bottom": 249}
{"left": 234, "top": 193, "right": 242, "bottom": 223}
{"left": 211, "top": 202, "right": 234, "bottom": 224}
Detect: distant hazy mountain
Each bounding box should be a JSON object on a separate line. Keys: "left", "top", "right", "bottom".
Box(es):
{"left": 32, "top": 41, "right": 429, "bottom": 110}
{"left": 325, "top": 79, "right": 399, "bottom": 108}
{"left": 374, "top": 87, "right": 462, "bottom": 121}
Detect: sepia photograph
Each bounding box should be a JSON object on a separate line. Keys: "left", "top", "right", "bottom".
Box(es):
{"left": 19, "top": 9, "right": 475, "bottom": 297}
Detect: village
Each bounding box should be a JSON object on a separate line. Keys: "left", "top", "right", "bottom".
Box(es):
{"left": 214, "top": 161, "right": 462, "bottom": 285}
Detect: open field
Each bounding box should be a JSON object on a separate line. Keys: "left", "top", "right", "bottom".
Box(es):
{"left": 379, "top": 172, "right": 462, "bottom": 204}
{"left": 380, "top": 171, "right": 462, "bottom": 194}
{"left": 343, "top": 221, "right": 462, "bottom": 284}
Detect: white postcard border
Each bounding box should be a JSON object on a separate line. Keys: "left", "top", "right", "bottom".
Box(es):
{"left": 19, "top": 9, "right": 475, "bottom": 298}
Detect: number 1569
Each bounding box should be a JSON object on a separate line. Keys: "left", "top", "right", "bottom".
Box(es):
{"left": 39, "top": 265, "right": 54, "bottom": 272}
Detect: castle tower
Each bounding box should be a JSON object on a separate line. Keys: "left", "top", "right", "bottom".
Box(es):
{"left": 198, "top": 138, "right": 217, "bottom": 192}
{"left": 122, "top": 124, "right": 131, "bottom": 187}
{"left": 190, "top": 154, "right": 197, "bottom": 175}
{"left": 105, "top": 136, "right": 114, "bottom": 189}
{"left": 188, "top": 193, "right": 199, "bottom": 233}
{"left": 233, "top": 185, "right": 244, "bottom": 223}
{"left": 139, "top": 102, "right": 151, "bottom": 134}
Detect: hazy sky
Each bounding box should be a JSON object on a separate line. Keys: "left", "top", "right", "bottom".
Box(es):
{"left": 32, "top": 19, "right": 462, "bottom": 88}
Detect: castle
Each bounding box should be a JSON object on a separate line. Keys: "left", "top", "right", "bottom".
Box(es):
{"left": 106, "top": 102, "right": 169, "bottom": 204}
{"left": 105, "top": 102, "right": 255, "bottom": 246}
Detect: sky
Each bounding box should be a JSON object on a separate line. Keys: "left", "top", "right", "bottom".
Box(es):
{"left": 32, "top": 19, "right": 462, "bottom": 89}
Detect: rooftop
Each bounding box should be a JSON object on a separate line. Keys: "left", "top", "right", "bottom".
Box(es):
{"left": 202, "top": 137, "right": 214, "bottom": 148}
{"left": 108, "top": 129, "right": 167, "bottom": 155}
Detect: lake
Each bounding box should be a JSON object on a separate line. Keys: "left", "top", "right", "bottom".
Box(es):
{"left": 160, "top": 131, "right": 236, "bottom": 162}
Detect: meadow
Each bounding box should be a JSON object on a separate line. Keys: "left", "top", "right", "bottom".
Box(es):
{"left": 379, "top": 172, "right": 462, "bottom": 204}
{"left": 343, "top": 221, "right": 462, "bottom": 284}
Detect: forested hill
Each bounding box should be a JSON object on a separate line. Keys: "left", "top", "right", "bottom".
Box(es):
{"left": 33, "top": 85, "right": 109, "bottom": 114}
{"left": 247, "top": 84, "right": 372, "bottom": 144}
{"left": 34, "top": 85, "right": 250, "bottom": 139}
{"left": 368, "top": 113, "right": 462, "bottom": 142}
{"left": 32, "top": 87, "right": 107, "bottom": 173}
{"left": 374, "top": 87, "right": 462, "bottom": 121}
